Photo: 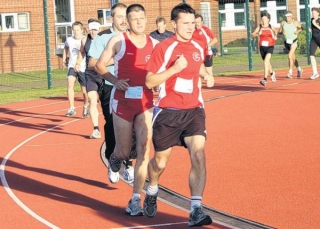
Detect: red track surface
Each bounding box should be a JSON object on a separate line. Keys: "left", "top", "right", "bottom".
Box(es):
{"left": 1, "top": 69, "right": 319, "bottom": 229}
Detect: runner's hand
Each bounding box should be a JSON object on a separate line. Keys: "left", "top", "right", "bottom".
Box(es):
{"left": 204, "top": 75, "right": 214, "bottom": 88}
{"left": 114, "top": 79, "right": 129, "bottom": 91}
{"left": 173, "top": 54, "right": 187, "bottom": 73}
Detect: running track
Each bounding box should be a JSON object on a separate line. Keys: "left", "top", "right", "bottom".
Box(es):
{"left": 1, "top": 69, "right": 319, "bottom": 229}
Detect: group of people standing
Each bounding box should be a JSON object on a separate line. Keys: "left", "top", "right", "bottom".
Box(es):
{"left": 252, "top": 8, "right": 320, "bottom": 86}
{"left": 62, "top": 2, "right": 216, "bottom": 227}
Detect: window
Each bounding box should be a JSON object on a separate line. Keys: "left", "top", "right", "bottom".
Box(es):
{"left": 0, "top": 13, "right": 30, "bottom": 32}
{"left": 200, "top": 2, "right": 211, "bottom": 28}
{"left": 219, "top": 2, "right": 246, "bottom": 29}
{"left": 260, "top": 0, "right": 287, "bottom": 25}
{"left": 55, "top": 25, "right": 72, "bottom": 49}
{"left": 98, "top": 9, "right": 112, "bottom": 27}
{"left": 55, "top": 0, "right": 71, "bottom": 23}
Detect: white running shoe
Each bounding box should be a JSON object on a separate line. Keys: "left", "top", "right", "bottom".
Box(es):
{"left": 90, "top": 129, "right": 101, "bottom": 139}
{"left": 66, "top": 107, "right": 76, "bottom": 117}
{"left": 123, "top": 166, "right": 134, "bottom": 184}
{"left": 287, "top": 72, "right": 292, "bottom": 79}
{"left": 310, "top": 73, "right": 319, "bottom": 80}
{"left": 108, "top": 162, "right": 120, "bottom": 184}
{"left": 83, "top": 106, "right": 89, "bottom": 118}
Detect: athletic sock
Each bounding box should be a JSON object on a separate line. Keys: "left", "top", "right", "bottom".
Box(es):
{"left": 132, "top": 193, "right": 140, "bottom": 200}
{"left": 297, "top": 66, "right": 302, "bottom": 72}
{"left": 147, "top": 184, "right": 159, "bottom": 196}
{"left": 289, "top": 69, "right": 292, "bottom": 74}
{"left": 312, "top": 66, "right": 318, "bottom": 75}
{"left": 94, "top": 126, "right": 99, "bottom": 130}
{"left": 191, "top": 196, "right": 202, "bottom": 211}
{"left": 264, "top": 77, "right": 267, "bottom": 81}
{"left": 125, "top": 160, "right": 133, "bottom": 168}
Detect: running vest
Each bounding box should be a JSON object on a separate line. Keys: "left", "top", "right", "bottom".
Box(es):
{"left": 259, "top": 24, "right": 275, "bottom": 47}
{"left": 283, "top": 19, "right": 297, "bottom": 43}
{"left": 311, "top": 18, "right": 320, "bottom": 37}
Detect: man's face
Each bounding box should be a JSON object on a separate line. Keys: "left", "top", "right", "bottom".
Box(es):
{"left": 127, "top": 10, "right": 147, "bottom": 35}
{"left": 195, "top": 17, "right": 203, "bottom": 29}
{"left": 285, "top": 14, "right": 293, "bottom": 23}
{"left": 89, "top": 29, "right": 99, "bottom": 39}
{"left": 72, "top": 25, "right": 83, "bottom": 39}
{"left": 112, "top": 7, "right": 127, "bottom": 33}
{"left": 157, "top": 21, "right": 166, "bottom": 34}
{"left": 172, "top": 13, "right": 195, "bottom": 42}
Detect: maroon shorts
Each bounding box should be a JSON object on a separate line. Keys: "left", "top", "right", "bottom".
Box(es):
{"left": 111, "top": 97, "right": 154, "bottom": 122}
{"left": 152, "top": 107, "right": 206, "bottom": 151}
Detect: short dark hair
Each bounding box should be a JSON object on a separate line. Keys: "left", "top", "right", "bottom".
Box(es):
{"left": 156, "top": 16, "right": 166, "bottom": 24}
{"left": 311, "top": 7, "right": 320, "bottom": 14}
{"left": 260, "top": 12, "right": 271, "bottom": 20}
{"left": 72, "top": 21, "right": 83, "bottom": 29}
{"left": 110, "top": 3, "right": 127, "bottom": 17}
{"left": 171, "top": 3, "right": 195, "bottom": 22}
{"left": 126, "top": 4, "right": 146, "bottom": 19}
{"left": 195, "top": 13, "right": 203, "bottom": 21}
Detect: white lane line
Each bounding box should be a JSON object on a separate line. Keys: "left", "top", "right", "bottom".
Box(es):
{"left": 110, "top": 222, "right": 188, "bottom": 229}
{"left": 0, "top": 101, "right": 66, "bottom": 114}
{"left": 0, "top": 118, "right": 80, "bottom": 229}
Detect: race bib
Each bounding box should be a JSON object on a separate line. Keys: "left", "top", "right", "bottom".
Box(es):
{"left": 125, "top": 86, "right": 143, "bottom": 99}
{"left": 174, "top": 77, "right": 193, "bottom": 93}
{"left": 286, "top": 39, "right": 293, "bottom": 44}
{"left": 261, "top": 41, "right": 269, "bottom": 47}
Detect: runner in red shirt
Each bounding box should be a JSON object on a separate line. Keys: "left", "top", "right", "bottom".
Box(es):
{"left": 252, "top": 12, "right": 277, "bottom": 86}
{"left": 143, "top": 3, "right": 214, "bottom": 227}
{"left": 95, "top": 3, "right": 158, "bottom": 216}
{"left": 192, "top": 14, "right": 217, "bottom": 76}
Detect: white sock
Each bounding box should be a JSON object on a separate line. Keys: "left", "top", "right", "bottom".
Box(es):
{"left": 191, "top": 196, "right": 202, "bottom": 211}
{"left": 289, "top": 69, "right": 292, "bottom": 74}
{"left": 132, "top": 193, "right": 140, "bottom": 200}
{"left": 297, "top": 66, "right": 302, "bottom": 72}
{"left": 147, "top": 184, "right": 159, "bottom": 196}
{"left": 312, "top": 66, "right": 318, "bottom": 75}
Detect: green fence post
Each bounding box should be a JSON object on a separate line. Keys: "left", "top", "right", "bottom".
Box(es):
{"left": 305, "top": 0, "right": 311, "bottom": 65}
{"left": 218, "top": 12, "right": 223, "bottom": 57}
{"left": 182, "top": 0, "right": 187, "bottom": 3}
{"left": 245, "top": 0, "right": 253, "bottom": 71}
{"left": 43, "top": 0, "right": 52, "bottom": 89}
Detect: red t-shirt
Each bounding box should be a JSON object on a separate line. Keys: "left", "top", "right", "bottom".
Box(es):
{"left": 259, "top": 25, "right": 275, "bottom": 47}
{"left": 145, "top": 36, "right": 205, "bottom": 109}
{"left": 113, "top": 32, "right": 158, "bottom": 101}
{"left": 192, "top": 25, "right": 216, "bottom": 55}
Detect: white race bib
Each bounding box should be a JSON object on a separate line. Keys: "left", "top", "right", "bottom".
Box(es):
{"left": 174, "top": 77, "right": 193, "bottom": 94}
{"left": 286, "top": 39, "right": 293, "bottom": 44}
{"left": 261, "top": 41, "right": 269, "bottom": 47}
{"left": 125, "top": 86, "right": 143, "bottom": 99}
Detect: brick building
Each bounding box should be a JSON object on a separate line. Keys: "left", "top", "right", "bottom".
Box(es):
{"left": 0, "top": 0, "right": 316, "bottom": 74}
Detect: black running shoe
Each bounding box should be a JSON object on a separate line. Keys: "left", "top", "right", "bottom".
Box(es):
{"left": 144, "top": 193, "right": 158, "bottom": 218}
{"left": 188, "top": 205, "right": 212, "bottom": 227}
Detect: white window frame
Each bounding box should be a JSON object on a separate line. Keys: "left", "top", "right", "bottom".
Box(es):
{"left": 0, "top": 12, "right": 30, "bottom": 32}
{"left": 260, "top": 1, "right": 286, "bottom": 26}
{"left": 219, "top": 3, "right": 246, "bottom": 31}
{"left": 200, "top": 2, "right": 212, "bottom": 28}
{"left": 97, "top": 9, "right": 112, "bottom": 27}
{"left": 297, "top": 0, "right": 320, "bottom": 22}
{"left": 54, "top": 0, "right": 75, "bottom": 52}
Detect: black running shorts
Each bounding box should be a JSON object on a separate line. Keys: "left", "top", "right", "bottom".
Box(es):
{"left": 152, "top": 107, "right": 206, "bottom": 151}
{"left": 67, "top": 68, "right": 86, "bottom": 87}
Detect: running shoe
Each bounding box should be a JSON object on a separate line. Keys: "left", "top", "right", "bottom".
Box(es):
{"left": 123, "top": 166, "right": 134, "bottom": 184}
{"left": 260, "top": 79, "right": 267, "bottom": 86}
{"left": 90, "top": 129, "right": 101, "bottom": 139}
{"left": 144, "top": 193, "right": 158, "bottom": 218}
{"left": 107, "top": 163, "right": 119, "bottom": 184}
{"left": 297, "top": 69, "right": 303, "bottom": 79}
{"left": 287, "top": 72, "right": 293, "bottom": 79}
{"left": 126, "top": 198, "right": 144, "bottom": 216}
{"left": 66, "top": 107, "right": 76, "bottom": 117}
{"left": 83, "top": 106, "right": 89, "bottom": 118}
{"left": 188, "top": 205, "right": 212, "bottom": 227}
{"left": 270, "top": 71, "right": 276, "bottom": 83}
{"left": 310, "top": 73, "right": 319, "bottom": 80}
{"left": 108, "top": 153, "right": 122, "bottom": 184}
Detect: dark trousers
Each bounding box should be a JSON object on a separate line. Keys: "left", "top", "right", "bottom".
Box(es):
{"left": 99, "top": 83, "right": 115, "bottom": 160}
